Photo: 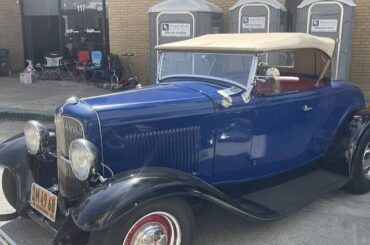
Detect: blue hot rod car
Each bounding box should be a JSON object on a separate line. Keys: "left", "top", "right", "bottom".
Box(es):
{"left": 0, "top": 33, "right": 370, "bottom": 245}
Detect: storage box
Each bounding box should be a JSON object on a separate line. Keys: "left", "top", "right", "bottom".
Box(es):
{"left": 20, "top": 72, "right": 32, "bottom": 84}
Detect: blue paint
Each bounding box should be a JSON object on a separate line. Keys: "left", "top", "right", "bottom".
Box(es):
{"left": 83, "top": 83, "right": 216, "bottom": 182}
{"left": 60, "top": 79, "right": 366, "bottom": 185}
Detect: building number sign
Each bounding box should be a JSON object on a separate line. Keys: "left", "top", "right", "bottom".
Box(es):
{"left": 77, "top": 5, "right": 86, "bottom": 12}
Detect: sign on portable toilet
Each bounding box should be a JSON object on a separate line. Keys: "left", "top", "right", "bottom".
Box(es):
{"left": 229, "top": 0, "right": 287, "bottom": 33}
{"left": 148, "top": 0, "right": 223, "bottom": 83}
{"left": 297, "top": 0, "right": 356, "bottom": 80}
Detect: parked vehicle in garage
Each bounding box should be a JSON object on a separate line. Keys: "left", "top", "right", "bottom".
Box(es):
{"left": 0, "top": 33, "right": 369, "bottom": 245}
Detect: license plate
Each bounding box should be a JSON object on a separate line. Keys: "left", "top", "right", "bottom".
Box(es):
{"left": 30, "top": 183, "right": 57, "bottom": 222}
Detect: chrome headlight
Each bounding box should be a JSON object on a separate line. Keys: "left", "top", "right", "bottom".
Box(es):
{"left": 69, "top": 139, "right": 99, "bottom": 181}
{"left": 24, "top": 121, "right": 48, "bottom": 155}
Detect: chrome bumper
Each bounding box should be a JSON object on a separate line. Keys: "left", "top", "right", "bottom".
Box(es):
{"left": 0, "top": 229, "right": 16, "bottom": 245}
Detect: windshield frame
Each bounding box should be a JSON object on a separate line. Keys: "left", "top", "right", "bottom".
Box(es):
{"left": 156, "top": 51, "right": 258, "bottom": 90}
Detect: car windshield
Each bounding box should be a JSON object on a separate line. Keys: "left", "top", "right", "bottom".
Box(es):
{"left": 158, "top": 52, "right": 257, "bottom": 87}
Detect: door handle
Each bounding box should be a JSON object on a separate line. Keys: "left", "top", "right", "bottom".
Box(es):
{"left": 302, "top": 105, "right": 314, "bottom": 112}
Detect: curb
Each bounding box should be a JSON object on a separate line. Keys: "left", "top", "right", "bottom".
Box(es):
{"left": 0, "top": 107, "right": 54, "bottom": 122}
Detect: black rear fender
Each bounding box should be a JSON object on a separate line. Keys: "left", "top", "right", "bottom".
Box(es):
{"left": 324, "top": 109, "right": 370, "bottom": 177}
{"left": 348, "top": 110, "right": 370, "bottom": 177}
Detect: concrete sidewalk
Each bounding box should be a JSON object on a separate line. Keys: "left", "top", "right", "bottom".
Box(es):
{"left": 0, "top": 77, "right": 108, "bottom": 121}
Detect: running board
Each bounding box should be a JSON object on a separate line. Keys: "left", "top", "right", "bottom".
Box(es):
{"left": 233, "top": 169, "right": 348, "bottom": 216}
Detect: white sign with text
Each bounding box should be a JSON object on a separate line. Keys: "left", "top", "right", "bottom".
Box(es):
{"left": 242, "top": 16, "right": 266, "bottom": 30}
{"left": 311, "top": 19, "right": 338, "bottom": 33}
{"left": 161, "top": 23, "right": 191, "bottom": 38}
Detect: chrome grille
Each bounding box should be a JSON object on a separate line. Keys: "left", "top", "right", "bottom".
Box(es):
{"left": 55, "top": 115, "right": 84, "bottom": 156}
{"left": 57, "top": 158, "right": 87, "bottom": 197}
{"left": 55, "top": 114, "right": 86, "bottom": 197}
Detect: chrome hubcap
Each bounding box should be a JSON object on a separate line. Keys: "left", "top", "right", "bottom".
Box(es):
{"left": 123, "top": 212, "right": 181, "bottom": 245}
{"left": 131, "top": 224, "right": 167, "bottom": 245}
{"left": 362, "top": 143, "right": 370, "bottom": 180}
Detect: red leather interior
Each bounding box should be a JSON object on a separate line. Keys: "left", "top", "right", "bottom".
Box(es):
{"left": 278, "top": 77, "right": 324, "bottom": 93}
{"left": 254, "top": 76, "right": 325, "bottom": 96}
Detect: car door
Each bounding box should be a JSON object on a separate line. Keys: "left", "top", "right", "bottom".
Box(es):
{"left": 250, "top": 90, "right": 321, "bottom": 178}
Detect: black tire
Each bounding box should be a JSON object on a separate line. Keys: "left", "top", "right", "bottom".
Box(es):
{"left": 2, "top": 168, "right": 17, "bottom": 209}
{"left": 89, "top": 198, "right": 195, "bottom": 245}
{"left": 347, "top": 128, "right": 370, "bottom": 194}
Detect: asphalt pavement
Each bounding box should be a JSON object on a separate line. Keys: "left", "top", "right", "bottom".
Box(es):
{"left": 0, "top": 120, "right": 370, "bottom": 245}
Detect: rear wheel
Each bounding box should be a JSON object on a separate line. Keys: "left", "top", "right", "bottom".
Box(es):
{"left": 347, "top": 128, "right": 370, "bottom": 194}
{"left": 88, "top": 198, "right": 195, "bottom": 245}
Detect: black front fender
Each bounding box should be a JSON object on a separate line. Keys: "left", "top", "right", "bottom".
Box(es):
{"left": 0, "top": 134, "right": 34, "bottom": 213}
{"left": 72, "top": 168, "right": 279, "bottom": 231}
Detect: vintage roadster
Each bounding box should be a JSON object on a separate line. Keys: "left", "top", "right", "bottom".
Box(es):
{"left": 0, "top": 33, "right": 370, "bottom": 245}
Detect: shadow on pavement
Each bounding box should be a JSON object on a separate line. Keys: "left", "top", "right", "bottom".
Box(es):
{"left": 194, "top": 190, "right": 370, "bottom": 245}
{"left": 1, "top": 218, "right": 52, "bottom": 245}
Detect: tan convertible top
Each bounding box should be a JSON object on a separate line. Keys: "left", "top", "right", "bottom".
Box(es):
{"left": 156, "top": 33, "right": 335, "bottom": 57}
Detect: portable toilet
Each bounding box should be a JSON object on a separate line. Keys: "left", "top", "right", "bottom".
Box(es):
{"left": 149, "top": 0, "right": 223, "bottom": 82}
{"left": 229, "top": 0, "right": 287, "bottom": 33}
{"left": 296, "top": 0, "right": 356, "bottom": 80}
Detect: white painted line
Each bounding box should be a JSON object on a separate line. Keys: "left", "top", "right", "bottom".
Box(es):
{"left": 0, "top": 229, "right": 16, "bottom": 245}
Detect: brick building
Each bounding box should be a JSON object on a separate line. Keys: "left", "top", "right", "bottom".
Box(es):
{"left": 0, "top": 0, "right": 369, "bottom": 99}
{"left": 349, "top": 0, "right": 370, "bottom": 98}
{"left": 0, "top": 0, "right": 24, "bottom": 71}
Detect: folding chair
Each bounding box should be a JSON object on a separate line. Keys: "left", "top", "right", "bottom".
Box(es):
{"left": 75, "top": 51, "right": 90, "bottom": 81}
{"left": 91, "top": 51, "right": 103, "bottom": 69}
{"left": 41, "top": 52, "right": 63, "bottom": 79}
{"left": 0, "top": 49, "right": 12, "bottom": 76}
{"left": 87, "top": 51, "right": 103, "bottom": 82}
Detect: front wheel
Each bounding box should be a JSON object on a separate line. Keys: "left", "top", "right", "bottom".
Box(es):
{"left": 347, "top": 128, "right": 370, "bottom": 194}
{"left": 89, "top": 198, "right": 195, "bottom": 245}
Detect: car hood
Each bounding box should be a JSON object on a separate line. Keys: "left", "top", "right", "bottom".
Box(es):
{"left": 81, "top": 83, "right": 220, "bottom": 124}
{"left": 79, "top": 82, "right": 220, "bottom": 174}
